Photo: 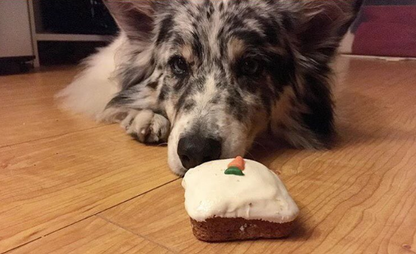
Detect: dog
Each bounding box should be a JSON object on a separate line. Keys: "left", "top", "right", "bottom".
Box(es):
{"left": 57, "top": 0, "right": 362, "bottom": 176}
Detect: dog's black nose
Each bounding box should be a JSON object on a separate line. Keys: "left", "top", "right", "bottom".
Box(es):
{"left": 177, "top": 135, "right": 222, "bottom": 170}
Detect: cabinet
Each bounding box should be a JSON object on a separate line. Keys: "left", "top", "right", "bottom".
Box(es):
{"left": 0, "top": 0, "right": 35, "bottom": 62}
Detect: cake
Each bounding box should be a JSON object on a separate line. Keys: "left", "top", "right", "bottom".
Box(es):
{"left": 182, "top": 156, "right": 299, "bottom": 242}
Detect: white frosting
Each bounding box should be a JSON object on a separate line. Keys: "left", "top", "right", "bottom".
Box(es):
{"left": 182, "top": 159, "right": 299, "bottom": 223}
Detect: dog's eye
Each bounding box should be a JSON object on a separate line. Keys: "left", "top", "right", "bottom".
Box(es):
{"left": 240, "top": 58, "right": 262, "bottom": 76}
{"left": 169, "top": 56, "right": 189, "bottom": 76}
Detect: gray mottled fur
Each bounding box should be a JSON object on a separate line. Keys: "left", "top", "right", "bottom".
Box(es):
{"left": 58, "top": 0, "right": 362, "bottom": 175}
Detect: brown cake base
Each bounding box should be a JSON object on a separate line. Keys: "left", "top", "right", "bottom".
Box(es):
{"left": 190, "top": 217, "right": 295, "bottom": 242}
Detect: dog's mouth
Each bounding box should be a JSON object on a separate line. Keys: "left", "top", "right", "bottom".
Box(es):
{"left": 177, "top": 134, "right": 222, "bottom": 170}
{"left": 166, "top": 114, "right": 249, "bottom": 176}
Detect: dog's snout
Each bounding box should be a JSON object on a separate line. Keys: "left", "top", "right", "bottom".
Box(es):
{"left": 177, "top": 135, "right": 222, "bottom": 170}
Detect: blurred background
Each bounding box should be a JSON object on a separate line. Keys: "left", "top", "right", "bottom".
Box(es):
{"left": 0, "top": 0, "right": 415, "bottom": 75}
{"left": 341, "top": 0, "right": 416, "bottom": 58}
{"left": 0, "top": 0, "right": 117, "bottom": 74}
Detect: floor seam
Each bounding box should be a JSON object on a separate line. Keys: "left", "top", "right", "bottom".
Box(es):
{"left": 95, "top": 178, "right": 180, "bottom": 254}
{"left": 0, "top": 125, "right": 107, "bottom": 149}
{"left": 94, "top": 178, "right": 180, "bottom": 216}
{"left": 1, "top": 178, "right": 180, "bottom": 254}
{"left": 97, "top": 214, "right": 179, "bottom": 254}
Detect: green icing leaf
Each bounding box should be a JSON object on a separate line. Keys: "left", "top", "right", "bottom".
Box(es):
{"left": 224, "top": 166, "right": 245, "bottom": 176}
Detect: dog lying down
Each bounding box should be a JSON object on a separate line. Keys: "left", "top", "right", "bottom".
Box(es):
{"left": 57, "top": 0, "right": 362, "bottom": 176}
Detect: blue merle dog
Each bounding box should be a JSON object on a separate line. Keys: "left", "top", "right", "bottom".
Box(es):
{"left": 58, "top": 0, "right": 362, "bottom": 175}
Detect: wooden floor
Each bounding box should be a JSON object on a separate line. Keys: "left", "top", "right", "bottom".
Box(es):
{"left": 0, "top": 57, "right": 415, "bottom": 254}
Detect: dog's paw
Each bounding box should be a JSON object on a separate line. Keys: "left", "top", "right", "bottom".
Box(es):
{"left": 121, "top": 110, "right": 170, "bottom": 144}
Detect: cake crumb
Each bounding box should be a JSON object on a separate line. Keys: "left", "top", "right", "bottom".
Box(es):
{"left": 240, "top": 224, "right": 248, "bottom": 232}
{"left": 402, "top": 244, "right": 412, "bottom": 250}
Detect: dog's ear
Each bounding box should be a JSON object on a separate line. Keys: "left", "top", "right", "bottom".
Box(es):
{"left": 104, "top": 0, "right": 161, "bottom": 41}
{"left": 298, "top": 0, "right": 363, "bottom": 58}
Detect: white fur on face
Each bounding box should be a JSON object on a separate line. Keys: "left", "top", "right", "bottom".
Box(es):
{"left": 166, "top": 73, "right": 251, "bottom": 176}
{"left": 58, "top": 0, "right": 356, "bottom": 175}
{"left": 167, "top": 113, "right": 191, "bottom": 176}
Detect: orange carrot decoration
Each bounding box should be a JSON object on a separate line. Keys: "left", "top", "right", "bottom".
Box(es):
{"left": 227, "top": 156, "right": 245, "bottom": 171}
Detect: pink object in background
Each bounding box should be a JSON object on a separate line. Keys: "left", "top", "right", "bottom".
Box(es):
{"left": 352, "top": 6, "right": 416, "bottom": 57}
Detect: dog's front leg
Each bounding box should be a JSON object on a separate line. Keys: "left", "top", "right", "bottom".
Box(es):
{"left": 121, "top": 109, "right": 170, "bottom": 144}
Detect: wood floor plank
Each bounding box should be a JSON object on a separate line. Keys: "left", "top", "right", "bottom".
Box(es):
{"left": 0, "top": 67, "right": 98, "bottom": 147}
{"left": 8, "top": 217, "right": 172, "bottom": 254}
{"left": 2, "top": 57, "right": 416, "bottom": 253}
{"left": 0, "top": 127, "right": 177, "bottom": 253}
{"left": 99, "top": 58, "right": 416, "bottom": 254}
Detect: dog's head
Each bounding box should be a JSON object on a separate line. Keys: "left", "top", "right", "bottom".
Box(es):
{"left": 105, "top": 0, "right": 361, "bottom": 176}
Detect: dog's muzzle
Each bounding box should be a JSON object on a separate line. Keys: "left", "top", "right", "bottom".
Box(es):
{"left": 177, "top": 134, "right": 222, "bottom": 170}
